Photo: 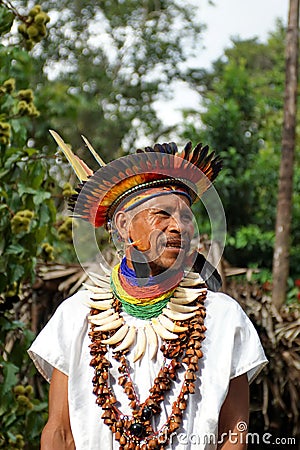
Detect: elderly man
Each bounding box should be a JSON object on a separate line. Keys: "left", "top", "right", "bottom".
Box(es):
{"left": 29, "top": 137, "right": 267, "bottom": 450}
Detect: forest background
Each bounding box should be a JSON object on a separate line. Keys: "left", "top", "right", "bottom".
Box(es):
{"left": 0, "top": 0, "right": 299, "bottom": 449}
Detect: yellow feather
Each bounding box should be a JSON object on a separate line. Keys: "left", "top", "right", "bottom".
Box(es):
{"left": 81, "top": 135, "right": 106, "bottom": 167}
{"left": 49, "top": 130, "right": 92, "bottom": 182}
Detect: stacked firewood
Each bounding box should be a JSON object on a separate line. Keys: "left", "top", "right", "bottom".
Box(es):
{"left": 226, "top": 279, "right": 300, "bottom": 440}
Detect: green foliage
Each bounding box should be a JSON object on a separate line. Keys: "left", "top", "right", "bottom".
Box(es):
{"left": 0, "top": 77, "right": 39, "bottom": 145}
{"left": 226, "top": 225, "right": 275, "bottom": 267}
{"left": 57, "top": 217, "right": 73, "bottom": 243}
{"left": 0, "top": 139, "right": 74, "bottom": 300}
{"left": 185, "top": 58, "right": 260, "bottom": 229}
{"left": 249, "top": 267, "right": 273, "bottom": 285}
{"left": 0, "top": 3, "right": 58, "bottom": 445}
{"left": 18, "top": 5, "right": 50, "bottom": 50}
{"left": 0, "top": 4, "right": 14, "bottom": 36}
{"left": 286, "top": 277, "right": 300, "bottom": 305}
{"left": 0, "top": 315, "right": 48, "bottom": 449}
{"left": 182, "top": 22, "right": 300, "bottom": 277}
{"left": 13, "top": 0, "right": 205, "bottom": 157}
{"left": 0, "top": 3, "right": 77, "bottom": 304}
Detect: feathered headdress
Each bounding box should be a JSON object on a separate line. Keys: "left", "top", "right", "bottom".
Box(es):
{"left": 50, "top": 131, "right": 222, "bottom": 228}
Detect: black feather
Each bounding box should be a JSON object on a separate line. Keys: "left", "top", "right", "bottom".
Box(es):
{"left": 168, "top": 142, "right": 178, "bottom": 155}
{"left": 162, "top": 143, "right": 172, "bottom": 154}
{"left": 183, "top": 141, "right": 192, "bottom": 159}
{"left": 190, "top": 143, "right": 204, "bottom": 165}
{"left": 153, "top": 143, "right": 165, "bottom": 153}
{"left": 144, "top": 146, "right": 154, "bottom": 152}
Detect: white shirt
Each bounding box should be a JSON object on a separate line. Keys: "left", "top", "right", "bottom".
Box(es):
{"left": 28, "top": 289, "right": 267, "bottom": 449}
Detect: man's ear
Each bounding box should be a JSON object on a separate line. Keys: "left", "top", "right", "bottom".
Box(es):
{"left": 114, "top": 210, "right": 130, "bottom": 241}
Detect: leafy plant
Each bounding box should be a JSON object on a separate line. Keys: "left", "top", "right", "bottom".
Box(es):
{"left": 0, "top": 4, "right": 77, "bottom": 307}
{"left": 0, "top": 4, "right": 69, "bottom": 446}
{"left": 0, "top": 315, "right": 48, "bottom": 449}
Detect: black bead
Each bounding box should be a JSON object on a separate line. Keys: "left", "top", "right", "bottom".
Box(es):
{"left": 129, "top": 422, "right": 146, "bottom": 437}
{"left": 141, "top": 406, "right": 153, "bottom": 421}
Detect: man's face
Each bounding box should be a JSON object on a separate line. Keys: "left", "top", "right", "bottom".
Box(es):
{"left": 123, "top": 193, "right": 195, "bottom": 276}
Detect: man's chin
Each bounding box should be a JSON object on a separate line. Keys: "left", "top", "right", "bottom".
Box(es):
{"left": 150, "top": 251, "right": 189, "bottom": 275}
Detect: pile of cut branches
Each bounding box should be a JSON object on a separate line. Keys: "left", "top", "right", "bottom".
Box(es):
{"left": 227, "top": 279, "right": 300, "bottom": 444}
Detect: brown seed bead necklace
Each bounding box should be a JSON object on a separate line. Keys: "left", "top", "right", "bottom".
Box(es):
{"left": 89, "top": 286, "right": 207, "bottom": 450}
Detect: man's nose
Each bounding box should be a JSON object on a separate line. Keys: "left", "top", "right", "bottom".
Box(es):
{"left": 168, "top": 214, "right": 184, "bottom": 233}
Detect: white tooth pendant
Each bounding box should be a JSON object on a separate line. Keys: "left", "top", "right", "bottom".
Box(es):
{"left": 86, "top": 299, "right": 113, "bottom": 310}
{"left": 145, "top": 322, "right": 158, "bottom": 360}
{"left": 88, "top": 272, "right": 111, "bottom": 287}
{"left": 90, "top": 312, "right": 119, "bottom": 326}
{"left": 101, "top": 324, "right": 129, "bottom": 345}
{"left": 162, "top": 308, "right": 196, "bottom": 321}
{"left": 88, "top": 308, "right": 114, "bottom": 321}
{"left": 179, "top": 278, "right": 205, "bottom": 287}
{"left": 173, "top": 290, "right": 202, "bottom": 300}
{"left": 88, "top": 271, "right": 110, "bottom": 282}
{"left": 93, "top": 317, "right": 124, "bottom": 332}
{"left": 133, "top": 327, "right": 147, "bottom": 362}
{"left": 113, "top": 326, "right": 136, "bottom": 352}
{"left": 83, "top": 283, "right": 112, "bottom": 294}
{"left": 88, "top": 280, "right": 111, "bottom": 290}
{"left": 99, "top": 262, "right": 112, "bottom": 276}
{"left": 157, "top": 314, "right": 188, "bottom": 333}
{"left": 176, "top": 287, "right": 206, "bottom": 295}
{"left": 90, "top": 292, "right": 113, "bottom": 300}
{"left": 151, "top": 318, "right": 178, "bottom": 340}
{"left": 167, "top": 302, "right": 199, "bottom": 313}
{"left": 170, "top": 296, "right": 199, "bottom": 305}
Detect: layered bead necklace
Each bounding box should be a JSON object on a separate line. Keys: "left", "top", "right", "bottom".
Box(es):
{"left": 86, "top": 260, "right": 207, "bottom": 450}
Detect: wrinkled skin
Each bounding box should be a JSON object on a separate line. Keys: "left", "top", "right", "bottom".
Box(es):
{"left": 114, "top": 193, "right": 195, "bottom": 276}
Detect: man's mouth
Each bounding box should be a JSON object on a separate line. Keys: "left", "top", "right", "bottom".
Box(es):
{"left": 165, "top": 240, "right": 185, "bottom": 249}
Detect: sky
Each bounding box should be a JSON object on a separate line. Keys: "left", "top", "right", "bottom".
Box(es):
{"left": 155, "top": 0, "right": 289, "bottom": 126}
{"left": 198, "top": 0, "right": 288, "bottom": 69}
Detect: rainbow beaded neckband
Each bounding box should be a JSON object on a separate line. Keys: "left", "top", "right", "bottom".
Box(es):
{"left": 110, "top": 258, "right": 185, "bottom": 320}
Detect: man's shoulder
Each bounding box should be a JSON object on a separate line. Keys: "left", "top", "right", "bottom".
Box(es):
{"left": 205, "top": 290, "right": 244, "bottom": 315}
{"left": 204, "top": 290, "right": 253, "bottom": 339}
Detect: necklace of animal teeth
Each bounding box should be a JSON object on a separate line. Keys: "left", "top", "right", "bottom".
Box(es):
{"left": 87, "top": 271, "right": 207, "bottom": 449}
{"left": 85, "top": 271, "right": 207, "bottom": 361}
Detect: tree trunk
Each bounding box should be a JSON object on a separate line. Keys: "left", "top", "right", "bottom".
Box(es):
{"left": 272, "top": 0, "right": 299, "bottom": 310}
